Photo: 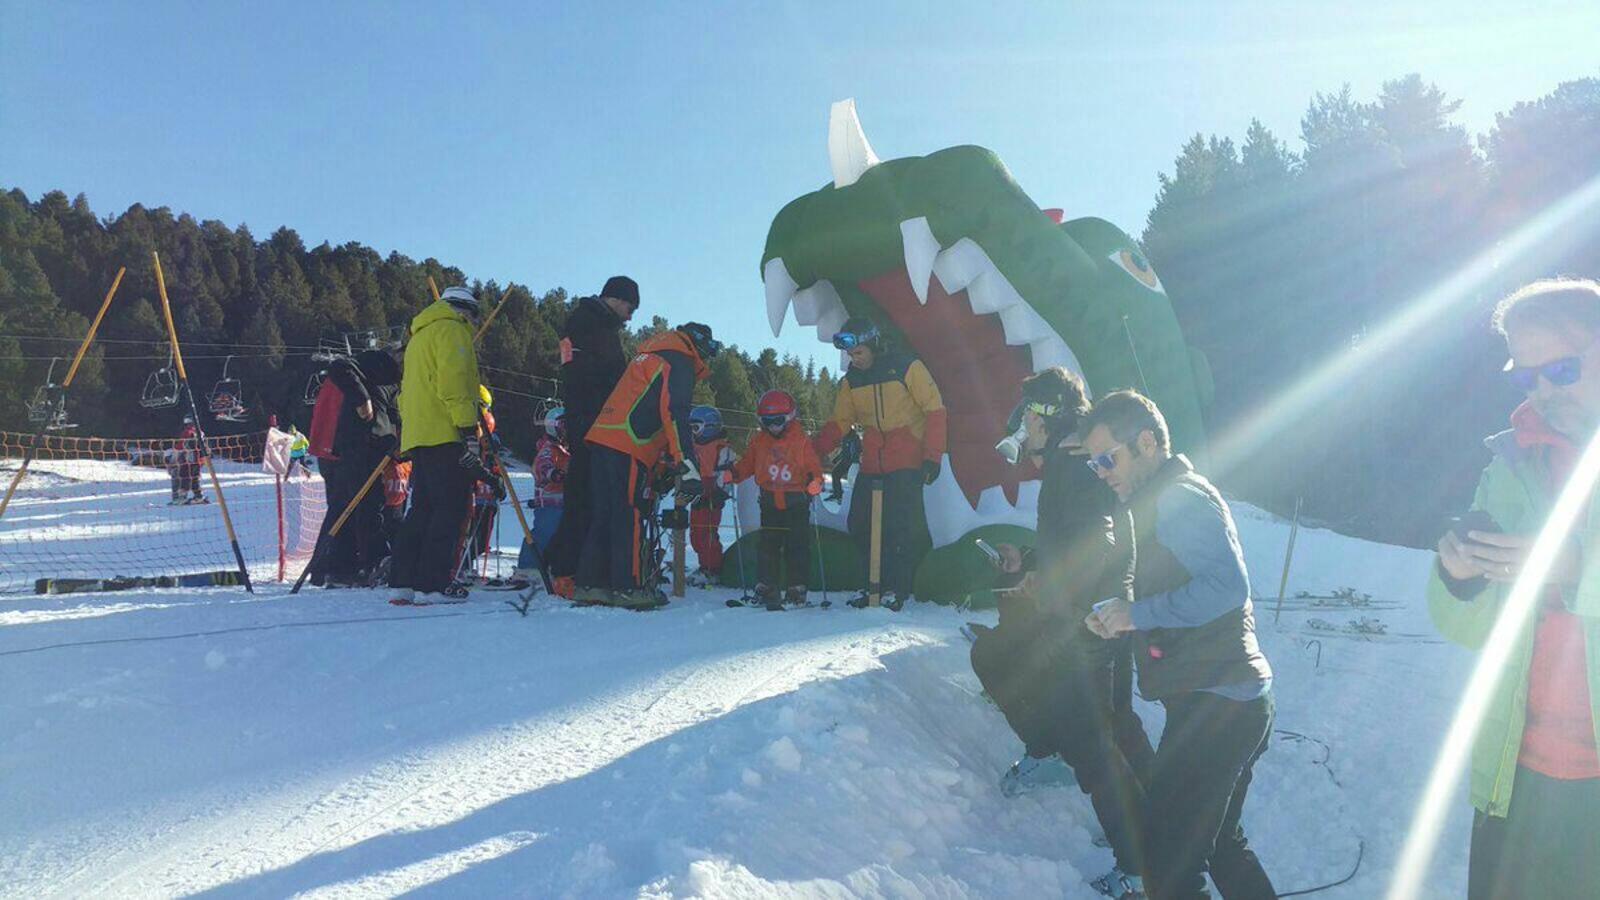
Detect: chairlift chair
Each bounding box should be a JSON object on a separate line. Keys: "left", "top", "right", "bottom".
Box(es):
{"left": 140, "top": 352, "right": 183, "bottom": 409}
{"left": 26, "top": 358, "right": 76, "bottom": 431}
{"left": 207, "top": 355, "right": 249, "bottom": 423}
{"left": 302, "top": 369, "right": 327, "bottom": 406}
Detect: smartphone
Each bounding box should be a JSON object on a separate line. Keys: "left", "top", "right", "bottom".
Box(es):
{"left": 975, "top": 539, "right": 1002, "bottom": 567}
{"left": 1446, "top": 510, "right": 1500, "bottom": 542}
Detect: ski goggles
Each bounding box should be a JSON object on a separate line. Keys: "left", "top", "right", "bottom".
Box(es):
{"left": 1023, "top": 400, "right": 1061, "bottom": 418}
{"left": 1085, "top": 443, "right": 1126, "bottom": 475}
{"left": 831, "top": 327, "right": 879, "bottom": 350}
{"left": 1505, "top": 355, "right": 1582, "bottom": 392}
{"left": 690, "top": 421, "right": 711, "bottom": 435}
{"left": 759, "top": 414, "right": 792, "bottom": 430}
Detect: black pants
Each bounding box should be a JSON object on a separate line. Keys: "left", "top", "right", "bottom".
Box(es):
{"left": 1469, "top": 767, "right": 1600, "bottom": 899}
{"left": 972, "top": 624, "right": 1154, "bottom": 875}
{"left": 758, "top": 493, "right": 810, "bottom": 588}
{"left": 546, "top": 423, "right": 594, "bottom": 579}
{"left": 388, "top": 443, "right": 474, "bottom": 594}
{"left": 576, "top": 447, "right": 647, "bottom": 592}
{"left": 847, "top": 469, "right": 928, "bottom": 598}
{"left": 309, "top": 455, "right": 382, "bottom": 584}
{"left": 1145, "top": 689, "right": 1276, "bottom": 900}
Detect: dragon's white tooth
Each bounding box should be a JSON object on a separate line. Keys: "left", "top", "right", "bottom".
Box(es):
{"left": 793, "top": 280, "right": 844, "bottom": 327}
{"left": 932, "top": 238, "right": 990, "bottom": 295}
{"left": 968, "top": 270, "right": 1023, "bottom": 316}
{"left": 828, "top": 99, "right": 881, "bottom": 189}
{"left": 998, "top": 302, "right": 1051, "bottom": 346}
{"left": 900, "top": 217, "right": 939, "bottom": 305}
{"left": 764, "top": 258, "right": 798, "bottom": 337}
{"left": 815, "top": 304, "right": 849, "bottom": 345}
{"left": 1028, "top": 335, "right": 1087, "bottom": 378}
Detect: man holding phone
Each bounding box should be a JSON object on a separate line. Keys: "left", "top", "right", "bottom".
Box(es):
{"left": 1429, "top": 278, "right": 1600, "bottom": 899}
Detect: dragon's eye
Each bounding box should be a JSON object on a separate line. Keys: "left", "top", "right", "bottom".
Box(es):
{"left": 1109, "top": 249, "right": 1165, "bottom": 294}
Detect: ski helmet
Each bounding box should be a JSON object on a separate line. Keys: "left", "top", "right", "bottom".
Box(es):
{"left": 677, "top": 322, "right": 721, "bottom": 362}
{"left": 831, "top": 316, "right": 880, "bottom": 351}
{"left": 478, "top": 384, "right": 494, "bottom": 409}
{"left": 544, "top": 405, "right": 566, "bottom": 441}
{"left": 441, "top": 285, "right": 480, "bottom": 319}
{"left": 757, "top": 390, "right": 797, "bottom": 432}
{"left": 689, "top": 405, "right": 724, "bottom": 443}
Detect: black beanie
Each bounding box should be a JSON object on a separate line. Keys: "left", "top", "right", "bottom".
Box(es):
{"left": 601, "top": 275, "right": 640, "bottom": 308}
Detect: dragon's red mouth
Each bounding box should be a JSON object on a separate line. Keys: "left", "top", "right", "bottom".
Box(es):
{"left": 857, "top": 268, "right": 1037, "bottom": 508}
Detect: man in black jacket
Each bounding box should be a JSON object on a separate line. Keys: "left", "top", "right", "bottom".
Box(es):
{"left": 307, "top": 348, "right": 402, "bottom": 587}
{"left": 546, "top": 276, "right": 638, "bottom": 595}
{"left": 981, "top": 368, "right": 1155, "bottom": 897}
{"left": 1083, "top": 390, "right": 1275, "bottom": 900}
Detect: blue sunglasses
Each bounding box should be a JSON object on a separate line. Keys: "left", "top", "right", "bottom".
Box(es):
{"left": 832, "top": 326, "right": 879, "bottom": 350}
{"left": 1505, "top": 356, "right": 1582, "bottom": 392}
{"left": 1086, "top": 443, "right": 1126, "bottom": 475}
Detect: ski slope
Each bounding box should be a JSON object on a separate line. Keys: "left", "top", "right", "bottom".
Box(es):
{"left": 1, "top": 481, "right": 1476, "bottom": 897}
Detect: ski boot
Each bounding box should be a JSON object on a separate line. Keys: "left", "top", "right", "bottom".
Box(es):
{"left": 999, "top": 753, "right": 1078, "bottom": 797}
{"left": 846, "top": 591, "right": 875, "bottom": 609}
{"left": 686, "top": 567, "right": 715, "bottom": 589}
{"left": 388, "top": 587, "right": 415, "bottom": 605}
{"left": 441, "top": 582, "right": 472, "bottom": 600}
{"left": 751, "top": 583, "right": 780, "bottom": 611}
{"left": 552, "top": 576, "right": 576, "bottom": 600}
{"left": 1089, "top": 867, "right": 1145, "bottom": 899}
{"left": 883, "top": 592, "right": 910, "bottom": 612}
{"left": 782, "top": 585, "right": 808, "bottom": 609}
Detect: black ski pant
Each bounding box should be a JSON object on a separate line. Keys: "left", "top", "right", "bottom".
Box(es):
{"left": 546, "top": 419, "right": 595, "bottom": 579}
{"left": 1144, "top": 689, "right": 1276, "bottom": 900}
{"left": 971, "top": 625, "right": 1153, "bottom": 875}
{"left": 1469, "top": 768, "right": 1600, "bottom": 900}
{"left": 758, "top": 492, "right": 810, "bottom": 588}
{"left": 309, "top": 455, "right": 382, "bottom": 584}
{"left": 575, "top": 447, "right": 647, "bottom": 592}
{"left": 388, "top": 443, "right": 474, "bottom": 595}
{"left": 847, "top": 468, "right": 928, "bottom": 598}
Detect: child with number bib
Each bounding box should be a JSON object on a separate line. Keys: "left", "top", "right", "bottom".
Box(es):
{"left": 731, "top": 390, "right": 823, "bottom": 610}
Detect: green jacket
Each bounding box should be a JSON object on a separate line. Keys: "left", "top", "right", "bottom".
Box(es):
{"left": 1427, "top": 427, "right": 1600, "bottom": 817}
{"left": 398, "top": 300, "right": 480, "bottom": 453}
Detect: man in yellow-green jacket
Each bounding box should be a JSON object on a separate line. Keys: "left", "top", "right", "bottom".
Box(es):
{"left": 1429, "top": 278, "right": 1600, "bottom": 899}
{"left": 389, "top": 286, "right": 488, "bottom": 603}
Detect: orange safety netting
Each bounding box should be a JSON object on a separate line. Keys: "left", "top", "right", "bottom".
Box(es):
{"left": 0, "top": 431, "right": 326, "bottom": 594}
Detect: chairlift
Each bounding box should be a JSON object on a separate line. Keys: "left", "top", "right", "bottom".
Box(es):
{"left": 26, "top": 358, "right": 76, "bottom": 431}
{"left": 207, "top": 355, "right": 249, "bottom": 423}
{"left": 140, "top": 351, "right": 183, "bottom": 409}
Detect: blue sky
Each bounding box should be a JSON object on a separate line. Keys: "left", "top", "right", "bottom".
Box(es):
{"left": 3, "top": 1, "right": 1596, "bottom": 367}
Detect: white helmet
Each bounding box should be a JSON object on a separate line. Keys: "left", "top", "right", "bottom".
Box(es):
{"left": 441, "top": 285, "right": 479, "bottom": 318}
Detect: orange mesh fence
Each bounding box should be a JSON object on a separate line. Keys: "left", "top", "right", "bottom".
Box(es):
{"left": 0, "top": 431, "right": 326, "bottom": 594}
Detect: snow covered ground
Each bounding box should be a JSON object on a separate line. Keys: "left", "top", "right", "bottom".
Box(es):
{"left": 1, "top": 469, "right": 1476, "bottom": 898}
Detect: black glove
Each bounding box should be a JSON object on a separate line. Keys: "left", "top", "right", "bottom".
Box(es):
{"left": 458, "top": 442, "right": 484, "bottom": 472}
{"left": 922, "top": 458, "right": 941, "bottom": 485}
{"left": 489, "top": 475, "right": 507, "bottom": 502}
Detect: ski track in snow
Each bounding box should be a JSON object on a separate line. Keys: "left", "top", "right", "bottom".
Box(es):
{"left": 2, "top": 485, "right": 1478, "bottom": 898}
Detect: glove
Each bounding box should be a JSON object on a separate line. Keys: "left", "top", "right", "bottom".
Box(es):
{"left": 458, "top": 442, "right": 484, "bottom": 472}
{"left": 922, "top": 459, "right": 941, "bottom": 485}
{"left": 489, "top": 475, "right": 507, "bottom": 502}
{"left": 676, "top": 459, "right": 704, "bottom": 501}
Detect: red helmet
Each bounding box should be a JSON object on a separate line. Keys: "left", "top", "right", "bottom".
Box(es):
{"left": 757, "top": 390, "right": 797, "bottom": 431}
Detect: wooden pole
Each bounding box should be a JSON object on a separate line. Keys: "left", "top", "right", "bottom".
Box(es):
{"left": 672, "top": 493, "right": 688, "bottom": 598}
{"left": 474, "top": 285, "right": 516, "bottom": 343}
{"left": 153, "top": 251, "right": 253, "bottom": 593}
{"left": 0, "top": 267, "right": 125, "bottom": 523}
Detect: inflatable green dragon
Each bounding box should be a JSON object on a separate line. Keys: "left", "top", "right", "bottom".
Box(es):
{"left": 726, "top": 101, "right": 1211, "bottom": 604}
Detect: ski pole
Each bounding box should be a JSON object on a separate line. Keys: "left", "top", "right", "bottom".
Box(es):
{"left": 729, "top": 481, "right": 749, "bottom": 595}
{"left": 812, "top": 496, "right": 828, "bottom": 608}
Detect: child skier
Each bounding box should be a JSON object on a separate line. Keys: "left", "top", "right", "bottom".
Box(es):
{"left": 165, "top": 417, "right": 206, "bottom": 505}
{"left": 517, "top": 406, "right": 568, "bottom": 583}
{"left": 687, "top": 405, "right": 734, "bottom": 587}
{"left": 730, "top": 390, "right": 823, "bottom": 609}
{"left": 452, "top": 385, "right": 505, "bottom": 589}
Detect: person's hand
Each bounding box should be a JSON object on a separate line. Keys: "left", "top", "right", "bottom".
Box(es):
{"left": 995, "top": 542, "right": 1023, "bottom": 574}
{"left": 1436, "top": 530, "right": 1489, "bottom": 581}
{"left": 357, "top": 400, "right": 373, "bottom": 421}
{"left": 1453, "top": 530, "right": 1582, "bottom": 585}
{"left": 489, "top": 475, "right": 507, "bottom": 502}
{"left": 676, "top": 460, "right": 704, "bottom": 501}
{"left": 1085, "top": 597, "right": 1135, "bottom": 638}
{"left": 923, "top": 459, "right": 941, "bottom": 485}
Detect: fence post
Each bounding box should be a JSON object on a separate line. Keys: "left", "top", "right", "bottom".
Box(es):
{"left": 1273, "top": 495, "right": 1304, "bottom": 624}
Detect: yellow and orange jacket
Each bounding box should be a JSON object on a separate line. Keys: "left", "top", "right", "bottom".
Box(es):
{"left": 585, "top": 331, "right": 710, "bottom": 466}
{"left": 815, "top": 349, "right": 946, "bottom": 475}
{"left": 732, "top": 423, "right": 824, "bottom": 510}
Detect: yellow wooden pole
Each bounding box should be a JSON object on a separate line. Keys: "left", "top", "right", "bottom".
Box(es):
{"left": 0, "top": 267, "right": 127, "bottom": 523}
{"left": 473, "top": 284, "right": 515, "bottom": 343}
{"left": 153, "top": 251, "right": 253, "bottom": 592}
